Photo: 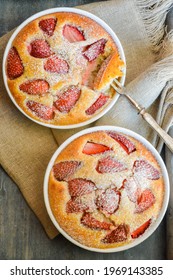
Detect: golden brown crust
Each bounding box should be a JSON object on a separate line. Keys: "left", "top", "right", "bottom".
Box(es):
{"left": 48, "top": 131, "right": 165, "bottom": 249}
{"left": 6, "top": 12, "right": 124, "bottom": 126}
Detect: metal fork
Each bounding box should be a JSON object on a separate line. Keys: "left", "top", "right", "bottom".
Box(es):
{"left": 111, "top": 78, "right": 173, "bottom": 153}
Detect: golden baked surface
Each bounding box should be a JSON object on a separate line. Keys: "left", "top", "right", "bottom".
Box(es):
{"left": 48, "top": 131, "right": 165, "bottom": 249}
{"left": 6, "top": 12, "right": 124, "bottom": 126}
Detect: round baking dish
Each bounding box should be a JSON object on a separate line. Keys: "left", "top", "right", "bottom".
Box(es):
{"left": 44, "top": 126, "right": 170, "bottom": 252}
{"left": 3, "top": 8, "right": 126, "bottom": 129}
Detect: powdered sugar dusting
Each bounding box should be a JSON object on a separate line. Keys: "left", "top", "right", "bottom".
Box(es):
{"left": 8, "top": 12, "right": 124, "bottom": 125}
{"left": 96, "top": 188, "right": 121, "bottom": 215}
{"left": 123, "top": 177, "right": 141, "bottom": 203}
{"left": 133, "top": 159, "right": 160, "bottom": 180}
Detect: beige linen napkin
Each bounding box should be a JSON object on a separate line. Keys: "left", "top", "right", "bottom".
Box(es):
{"left": 0, "top": 0, "right": 173, "bottom": 240}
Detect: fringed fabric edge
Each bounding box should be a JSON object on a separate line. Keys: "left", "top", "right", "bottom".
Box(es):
{"left": 136, "top": 0, "right": 173, "bottom": 53}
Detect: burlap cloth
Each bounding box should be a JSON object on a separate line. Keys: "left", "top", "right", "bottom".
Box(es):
{"left": 0, "top": 0, "right": 173, "bottom": 256}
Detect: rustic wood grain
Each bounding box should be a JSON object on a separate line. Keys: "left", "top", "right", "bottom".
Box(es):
{"left": 0, "top": 0, "right": 169, "bottom": 260}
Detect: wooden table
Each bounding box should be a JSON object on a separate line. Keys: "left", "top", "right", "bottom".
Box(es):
{"left": 0, "top": 0, "right": 171, "bottom": 260}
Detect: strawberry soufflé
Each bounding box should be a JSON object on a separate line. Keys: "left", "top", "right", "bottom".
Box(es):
{"left": 48, "top": 130, "right": 165, "bottom": 249}
{"left": 5, "top": 11, "right": 124, "bottom": 126}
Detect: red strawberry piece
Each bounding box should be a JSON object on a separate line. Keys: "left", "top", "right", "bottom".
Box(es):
{"left": 29, "top": 39, "right": 51, "bottom": 58}
{"left": 19, "top": 79, "right": 49, "bottom": 95}
{"left": 131, "top": 219, "right": 151, "bottom": 239}
{"left": 85, "top": 93, "right": 109, "bottom": 115}
{"left": 81, "top": 212, "right": 112, "bottom": 230}
{"left": 96, "top": 156, "right": 126, "bottom": 173}
{"left": 26, "top": 100, "right": 54, "bottom": 120}
{"left": 123, "top": 177, "right": 141, "bottom": 203}
{"left": 53, "top": 161, "right": 81, "bottom": 181}
{"left": 102, "top": 224, "right": 129, "bottom": 243}
{"left": 133, "top": 159, "right": 160, "bottom": 180}
{"left": 54, "top": 86, "right": 81, "bottom": 113}
{"left": 81, "top": 60, "right": 97, "bottom": 88}
{"left": 7, "top": 47, "right": 24, "bottom": 79}
{"left": 107, "top": 131, "right": 136, "bottom": 154}
{"left": 96, "top": 188, "right": 121, "bottom": 215}
{"left": 82, "top": 141, "right": 111, "bottom": 155}
{"left": 39, "top": 18, "right": 57, "bottom": 36}
{"left": 68, "top": 178, "right": 95, "bottom": 197}
{"left": 63, "top": 24, "right": 85, "bottom": 43}
{"left": 135, "top": 189, "right": 155, "bottom": 213}
{"left": 44, "top": 56, "right": 69, "bottom": 74}
{"left": 83, "top": 38, "right": 107, "bottom": 62}
{"left": 66, "top": 199, "right": 87, "bottom": 213}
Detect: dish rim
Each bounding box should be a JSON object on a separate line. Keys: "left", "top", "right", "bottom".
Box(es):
{"left": 2, "top": 7, "right": 126, "bottom": 129}
{"left": 43, "top": 125, "right": 170, "bottom": 252}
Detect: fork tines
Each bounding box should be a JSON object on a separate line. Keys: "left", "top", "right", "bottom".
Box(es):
{"left": 111, "top": 78, "right": 123, "bottom": 94}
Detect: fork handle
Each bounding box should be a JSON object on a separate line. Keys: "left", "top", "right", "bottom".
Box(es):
{"left": 140, "top": 110, "right": 173, "bottom": 153}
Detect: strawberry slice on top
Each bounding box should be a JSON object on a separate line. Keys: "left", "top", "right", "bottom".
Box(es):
{"left": 44, "top": 55, "right": 69, "bottom": 74}
{"left": 81, "top": 212, "right": 112, "bottom": 230}
{"left": 133, "top": 159, "right": 160, "bottom": 180}
{"left": 107, "top": 131, "right": 136, "bottom": 154}
{"left": 96, "top": 188, "right": 121, "bottom": 215}
{"left": 26, "top": 100, "right": 54, "bottom": 120}
{"left": 102, "top": 224, "right": 129, "bottom": 243}
{"left": 123, "top": 177, "right": 141, "bottom": 203}
{"left": 53, "top": 161, "right": 81, "bottom": 181}
{"left": 83, "top": 38, "right": 107, "bottom": 62}
{"left": 29, "top": 39, "right": 51, "bottom": 58}
{"left": 54, "top": 86, "right": 81, "bottom": 113}
{"left": 7, "top": 47, "right": 24, "bottom": 79}
{"left": 39, "top": 18, "right": 57, "bottom": 36}
{"left": 131, "top": 219, "right": 151, "bottom": 239}
{"left": 85, "top": 93, "right": 109, "bottom": 115}
{"left": 19, "top": 79, "right": 49, "bottom": 95}
{"left": 135, "top": 189, "right": 155, "bottom": 213}
{"left": 82, "top": 141, "right": 111, "bottom": 155}
{"left": 68, "top": 178, "right": 95, "bottom": 197}
{"left": 66, "top": 199, "right": 87, "bottom": 213}
{"left": 63, "top": 24, "right": 85, "bottom": 43}
{"left": 96, "top": 156, "right": 126, "bottom": 173}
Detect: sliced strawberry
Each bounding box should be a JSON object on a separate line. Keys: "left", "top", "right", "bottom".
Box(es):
{"left": 26, "top": 100, "right": 54, "bottom": 120}
{"left": 82, "top": 141, "right": 111, "bottom": 155}
{"left": 53, "top": 161, "right": 81, "bottom": 181}
{"left": 68, "top": 178, "right": 95, "bottom": 197}
{"left": 19, "top": 79, "right": 49, "bottom": 95}
{"left": 96, "top": 156, "right": 126, "bottom": 173}
{"left": 93, "top": 52, "right": 124, "bottom": 91}
{"left": 133, "top": 159, "right": 160, "bottom": 180}
{"left": 135, "top": 189, "right": 155, "bottom": 213}
{"left": 44, "top": 55, "right": 69, "bottom": 74}
{"left": 102, "top": 224, "right": 129, "bottom": 243}
{"left": 81, "top": 60, "right": 97, "bottom": 88}
{"left": 85, "top": 93, "right": 109, "bottom": 115}
{"left": 54, "top": 86, "right": 81, "bottom": 113}
{"left": 63, "top": 24, "right": 85, "bottom": 43}
{"left": 81, "top": 212, "right": 112, "bottom": 230}
{"left": 131, "top": 219, "right": 151, "bottom": 239}
{"left": 29, "top": 39, "right": 51, "bottom": 58}
{"left": 96, "top": 188, "right": 121, "bottom": 215}
{"left": 39, "top": 18, "right": 57, "bottom": 36}
{"left": 66, "top": 199, "right": 87, "bottom": 213}
{"left": 123, "top": 177, "right": 141, "bottom": 203}
{"left": 76, "top": 192, "right": 96, "bottom": 212}
{"left": 107, "top": 131, "right": 136, "bottom": 154}
{"left": 83, "top": 38, "right": 107, "bottom": 61}
{"left": 7, "top": 47, "right": 24, "bottom": 79}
